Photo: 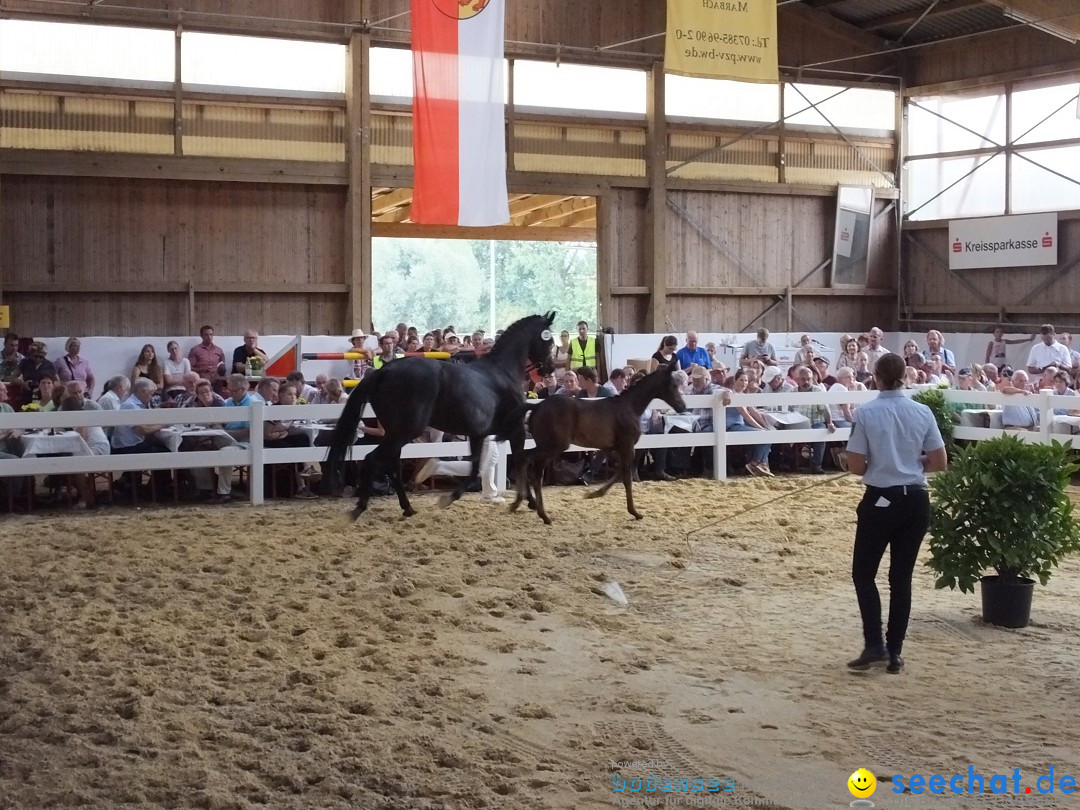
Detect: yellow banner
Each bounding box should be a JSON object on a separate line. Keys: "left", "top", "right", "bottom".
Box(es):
{"left": 0, "top": 306, "right": 8, "bottom": 329}
{"left": 665, "top": 0, "right": 778, "bottom": 84}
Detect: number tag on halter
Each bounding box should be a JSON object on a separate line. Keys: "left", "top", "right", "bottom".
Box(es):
{"left": 541, "top": 329, "right": 552, "bottom": 341}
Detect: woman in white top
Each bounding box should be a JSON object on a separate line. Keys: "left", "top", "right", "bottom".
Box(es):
{"left": 552, "top": 330, "right": 572, "bottom": 372}
{"left": 163, "top": 340, "right": 191, "bottom": 401}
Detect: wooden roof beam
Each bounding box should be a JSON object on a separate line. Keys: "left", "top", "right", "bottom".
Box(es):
{"left": 371, "top": 187, "right": 412, "bottom": 216}
{"left": 523, "top": 197, "right": 596, "bottom": 227}
{"left": 508, "top": 193, "right": 575, "bottom": 218}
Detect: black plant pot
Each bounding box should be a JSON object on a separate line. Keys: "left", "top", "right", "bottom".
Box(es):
{"left": 980, "top": 575, "right": 1035, "bottom": 628}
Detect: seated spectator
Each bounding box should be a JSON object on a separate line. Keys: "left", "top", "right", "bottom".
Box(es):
{"left": 56, "top": 337, "right": 95, "bottom": 396}
{"left": 903, "top": 366, "right": 919, "bottom": 387}
{"left": 251, "top": 377, "right": 279, "bottom": 404}
{"left": 34, "top": 376, "right": 59, "bottom": 412}
{"left": 534, "top": 372, "right": 560, "bottom": 399}
{"left": 709, "top": 365, "right": 729, "bottom": 389}
{"left": 131, "top": 344, "right": 164, "bottom": 391}
{"left": 162, "top": 340, "right": 191, "bottom": 401}
{"left": 1, "top": 332, "right": 23, "bottom": 382}
{"left": 556, "top": 370, "right": 580, "bottom": 396}
{"left": 793, "top": 334, "right": 817, "bottom": 367}
{"left": 16, "top": 342, "right": 57, "bottom": 405}
{"left": 0, "top": 381, "right": 23, "bottom": 457}
{"left": 171, "top": 371, "right": 203, "bottom": 408}
{"left": 687, "top": 365, "right": 716, "bottom": 432}
{"left": 676, "top": 332, "right": 711, "bottom": 370}
{"left": 111, "top": 378, "right": 170, "bottom": 492}
{"left": 599, "top": 368, "right": 627, "bottom": 396}
{"left": 727, "top": 369, "right": 773, "bottom": 477}
{"left": 189, "top": 325, "right": 226, "bottom": 382}
{"left": 1051, "top": 371, "right": 1079, "bottom": 416}
{"left": 233, "top": 330, "right": 268, "bottom": 375}
{"left": 650, "top": 335, "right": 682, "bottom": 372}
{"left": 835, "top": 337, "right": 860, "bottom": 371}
{"left": 576, "top": 366, "right": 612, "bottom": 398}
{"left": 741, "top": 328, "right": 777, "bottom": 366}
{"left": 827, "top": 367, "right": 860, "bottom": 428}
{"left": 286, "top": 371, "right": 318, "bottom": 402}
{"left": 853, "top": 352, "right": 873, "bottom": 387}
{"left": 812, "top": 357, "right": 836, "bottom": 387}
{"left": 1000, "top": 370, "right": 1038, "bottom": 428}
{"left": 59, "top": 394, "right": 110, "bottom": 509}
{"left": 312, "top": 377, "right": 347, "bottom": 406}
{"left": 98, "top": 375, "right": 131, "bottom": 411}
{"left": 185, "top": 378, "right": 227, "bottom": 409}
{"left": 793, "top": 365, "right": 836, "bottom": 474}
{"left": 64, "top": 380, "right": 101, "bottom": 411}
{"left": 441, "top": 331, "right": 463, "bottom": 355}
{"left": 705, "top": 342, "right": 717, "bottom": 366}
{"left": 950, "top": 368, "right": 985, "bottom": 417}
{"left": 925, "top": 353, "right": 947, "bottom": 385}
{"left": 272, "top": 383, "right": 318, "bottom": 499}
{"left": 1037, "top": 366, "right": 1059, "bottom": 392}
{"left": 223, "top": 373, "right": 254, "bottom": 440}
{"left": 421, "top": 333, "right": 438, "bottom": 352}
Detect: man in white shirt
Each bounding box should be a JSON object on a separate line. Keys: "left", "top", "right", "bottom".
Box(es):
{"left": 864, "top": 327, "right": 891, "bottom": 370}
{"left": 1027, "top": 324, "right": 1072, "bottom": 375}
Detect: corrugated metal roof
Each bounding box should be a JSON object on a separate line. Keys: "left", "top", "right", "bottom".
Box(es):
{"left": 791, "top": 1, "right": 1022, "bottom": 46}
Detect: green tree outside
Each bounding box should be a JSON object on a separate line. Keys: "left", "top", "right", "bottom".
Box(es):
{"left": 372, "top": 238, "right": 597, "bottom": 334}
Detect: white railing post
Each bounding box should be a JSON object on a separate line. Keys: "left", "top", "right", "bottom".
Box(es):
{"left": 713, "top": 393, "right": 727, "bottom": 482}
{"left": 249, "top": 400, "right": 265, "bottom": 505}
{"left": 1039, "top": 389, "right": 1053, "bottom": 446}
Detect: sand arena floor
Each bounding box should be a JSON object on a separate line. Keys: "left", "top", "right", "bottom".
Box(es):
{"left": 1, "top": 475, "right": 1079, "bottom": 809}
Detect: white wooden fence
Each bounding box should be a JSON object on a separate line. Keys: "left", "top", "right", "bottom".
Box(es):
{"left": 0, "top": 388, "right": 1076, "bottom": 506}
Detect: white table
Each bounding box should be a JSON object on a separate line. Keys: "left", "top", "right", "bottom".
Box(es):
{"left": 761, "top": 411, "right": 811, "bottom": 429}
{"left": 1051, "top": 415, "right": 1080, "bottom": 435}
{"left": 156, "top": 426, "right": 239, "bottom": 453}
{"left": 297, "top": 423, "right": 336, "bottom": 444}
{"left": 662, "top": 413, "right": 700, "bottom": 433}
{"left": 20, "top": 431, "right": 94, "bottom": 457}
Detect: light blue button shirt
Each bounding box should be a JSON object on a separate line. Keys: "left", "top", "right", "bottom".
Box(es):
{"left": 846, "top": 390, "right": 944, "bottom": 487}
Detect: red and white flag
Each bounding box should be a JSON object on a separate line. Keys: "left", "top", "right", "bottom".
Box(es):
{"left": 411, "top": 0, "right": 509, "bottom": 226}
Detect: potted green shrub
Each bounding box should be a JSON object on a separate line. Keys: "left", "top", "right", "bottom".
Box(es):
{"left": 927, "top": 435, "right": 1080, "bottom": 628}
{"left": 912, "top": 388, "right": 955, "bottom": 457}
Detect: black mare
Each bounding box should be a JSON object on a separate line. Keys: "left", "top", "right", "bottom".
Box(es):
{"left": 325, "top": 312, "right": 556, "bottom": 519}
{"left": 511, "top": 362, "right": 687, "bottom": 525}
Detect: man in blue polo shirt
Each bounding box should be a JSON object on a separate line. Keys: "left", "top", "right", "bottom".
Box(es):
{"left": 676, "top": 331, "right": 710, "bottom": 370}
{"left": 223, "top": 373, "right": 254, "bottom": 439}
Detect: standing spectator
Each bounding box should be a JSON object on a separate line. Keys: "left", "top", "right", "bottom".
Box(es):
{"left": 371, "top": 334, "right": 401, "bottom": 369}
{"left": 985, "top": 325, "right": 1031, "bottom": 370}
{"left": 676, "top": 331, "right": 711, "bottom": 370}
{"left": 189, "top": 325, "right": 226, "bottom": 382}
{"left": 162, "top": 340, "right": 191, "bottom": 401}
{"left": 55, "top": 337, "right": 95, "bottom": 396}
{"left": 232, "top": 330, "right": 268, "bottom": 374}
{"left": 553, "top": 330, "right": 572, "bottom": 372}
{"left": 347, "top": 329, "right": 370, "bottom": 378}
{"left": 844, "top": 352, "right": 947, "bottom": 674}
{"left": 923, "top": 330, "right": 956, "bottom": 372}
{"left": 864, "top": 327, "right": 891, "bottom": 370}
{"left": 131, "top": 344, "right": 164, "bottom": 391}
{"left": 741, "top": 328, "right": 778, "bottom": 366}
{"left": 1059, "top": 332, "right": 1080, "bottom": 373}
{"left": 1026, "top": 324, "right": 1071, "bottom": 376}
{"left": 568, "top": 320, "right": 597, "bottom": 369}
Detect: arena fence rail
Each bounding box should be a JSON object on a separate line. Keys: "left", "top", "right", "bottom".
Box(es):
{"left": 0, "top": 389, "right": 1076, "bottom": 506}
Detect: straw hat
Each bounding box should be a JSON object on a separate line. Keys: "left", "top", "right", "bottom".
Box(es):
{"left": 350, "top": 328, "right": 366, "bottom": 342}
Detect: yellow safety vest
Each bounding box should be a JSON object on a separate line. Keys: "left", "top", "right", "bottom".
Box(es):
{"left": 569, "top": 336, "right": 597, "bottom": 368}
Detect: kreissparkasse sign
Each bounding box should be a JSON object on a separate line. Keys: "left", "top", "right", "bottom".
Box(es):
{"left": 948, "top": 212, "right": 1057, "bottom": 270}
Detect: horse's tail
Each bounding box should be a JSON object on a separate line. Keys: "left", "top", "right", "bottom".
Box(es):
{"left": 324, "top": 373, "right": 376, "bottom": 489}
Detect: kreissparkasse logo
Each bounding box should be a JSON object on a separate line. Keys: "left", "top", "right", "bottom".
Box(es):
{"left": 431, "top": 0, "right": 491, "bottom": 20}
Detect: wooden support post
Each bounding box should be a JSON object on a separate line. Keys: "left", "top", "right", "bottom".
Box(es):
{"left": 345, "top": 2, "right": 372, "bottom": 333}
{"left": 645, "top": 61, "right": 667, "bottom": 333}
{"left": 174, "top": 25, "right": 183, "bottom": 156}
{"left": 596, "top": 185, "right": 613, "bottom": 330}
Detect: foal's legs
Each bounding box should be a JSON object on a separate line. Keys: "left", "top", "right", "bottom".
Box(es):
{"left": 530, "top": 454, "right": 553, "bottom": 525}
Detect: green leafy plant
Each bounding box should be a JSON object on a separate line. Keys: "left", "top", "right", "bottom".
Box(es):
{"left": 927, "top": 435, "right": 1080, "bottom": 593}
{"left": 912, "top": 388, "right": 955, "bottom": 456}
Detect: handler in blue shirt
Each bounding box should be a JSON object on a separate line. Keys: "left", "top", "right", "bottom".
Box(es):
{"left": 844, "top": 352, "right": 947, "bottom": 674}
